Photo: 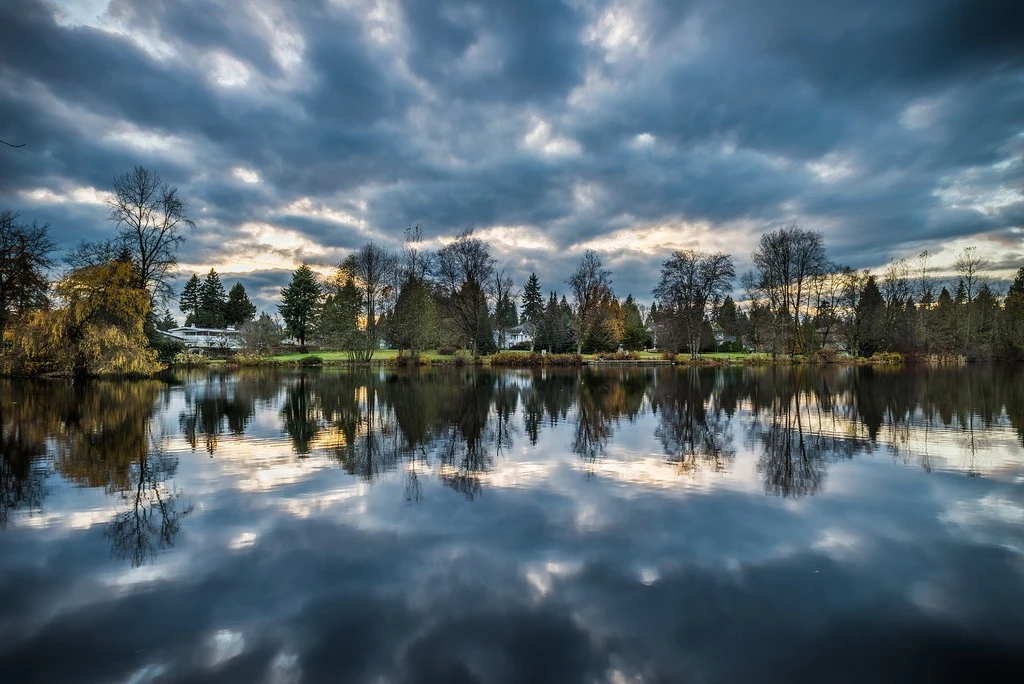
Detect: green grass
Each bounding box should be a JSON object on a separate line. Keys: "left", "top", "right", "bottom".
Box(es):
{"left": 261, "top": 348, "right": 766, "bottom": 365}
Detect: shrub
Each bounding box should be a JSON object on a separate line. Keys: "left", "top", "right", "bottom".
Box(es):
{"left": 544, "top": 353, "right": 583, "bottom": 366}
{"left": 510, "top": 341, "right": 533, "bottom": 351}
{"left": 870, "top": 351, "right": 903, "bottom": 365}
{"left": 437, "top": 345, "right": 457, "bottom": 356}
{"left": 172, "top": 349, "right": 210, "bottom": 367}
{"left": 298, "top": 355, "right": 323, "bottom": 366}
{"left": 490, "top": 351, "right": 541, "bottom": 366}
{"left": 812, "top": 348, "right": 837, "bottom": 364}
{"left": 231, "top": 352, "right": 269, "bottom": 366}
{"left": 395, "top": 352, "right": 431, "bottom": 367}
{"left": 596, "top": 350, "right": 641, "bottom": 361}
{"left": 661, "top": 350, "right": 678, "bottom": 361}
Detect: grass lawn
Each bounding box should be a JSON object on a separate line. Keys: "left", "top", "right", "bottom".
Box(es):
{"left": 262, "top": 349, "right": 765, "bottom": 365}
{"left": 268, "top": 349, "right": 460, "bottom": 363}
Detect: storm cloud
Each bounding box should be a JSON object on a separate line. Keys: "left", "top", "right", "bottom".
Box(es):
{"left": 1, "top": 0, "right": 1021, "bottom": 313}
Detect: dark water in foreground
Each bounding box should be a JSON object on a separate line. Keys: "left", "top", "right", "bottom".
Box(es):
{"left": 1, "top": 366, "right": 1023, "bottom": 683}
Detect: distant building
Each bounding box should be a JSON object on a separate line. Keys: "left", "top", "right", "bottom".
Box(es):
{"left": 157, "top": 325, "right": 244, "bottom": 350}
{"left": 495, "top": 322, "right": 535, "bottom": 349}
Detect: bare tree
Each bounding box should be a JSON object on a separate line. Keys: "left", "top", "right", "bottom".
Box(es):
{"left": 436, "top": 230, "right": 495, "bottom": 358}
{"left": 882, "top": 258, "right": 912, "bottom": 309}
{"left": 567, "top": 250, "right": 612, "bottom": 355}
{"left": 653, "top": 250, "right": 734, "bottom": 358}
{"left": 749, "top": 223, "right": 827, "bottom": 354}
{"left": 492, "top": 269, "right": 517, "bottom": 349}
{"left": 953, "top": 246, "right": 989, "bottom": 351}
{"left": 401, "top": 224, "right": 431, "bottom": 283}
{"left": 811, "top": 262, "right": 856, "bottom": 351}
{"left": 107, "top": 166, "right": 195, "bottom": 304}
{"left": 915, "top": 250, "right": 937, "bottom": 305}
{"left": 340, "top": 242, "right": 397, "bottom": 361}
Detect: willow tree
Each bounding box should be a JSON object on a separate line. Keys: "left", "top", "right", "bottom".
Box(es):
{"left": 8, "top": 261, "right": 160, "bottom": 376}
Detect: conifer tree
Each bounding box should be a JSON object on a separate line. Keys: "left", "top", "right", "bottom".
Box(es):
{"left": 197, "top": 269, "right": 227, "bottom": 328}
{"left": 179, "top": 273, "right": 201, "bottom": 323}
{"left": 278, "top": 264, "right": 322, "bottom": 351}
{"left": 521, "top": 272, "right": 544, "bottom": 350}
{"left": 224, "top": 282, "right": 256, "bottom": 327}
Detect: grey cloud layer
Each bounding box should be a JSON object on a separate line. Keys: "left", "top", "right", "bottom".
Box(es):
{"left": 0, "top": 0, "right": 1021, "bottom": 313}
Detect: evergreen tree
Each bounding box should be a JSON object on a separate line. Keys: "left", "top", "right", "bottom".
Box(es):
{"left": 717, "top": 296, "right": 738, "bottom": 335}
{"left": 1009, "top": 267, "right": 1024, "bottom": 297}
{"left": 224, "top": 282, "right": 256, "bottom": 327}
{"left": 521, "top": 273, "right": 544, "bottom": 350}
{"left": 157, "top": 308, "right": 177, "bottom": 331}
{"left": 621, "top": 294, "right": 647, "bottom": 350}
{"left": 196, "top": 269, "right": 227, "bottom": 328}
{"left": 932, "top": 287, "right": 957, "bottom": 355}
{"left": 855, "top": 276, "right": 885, "bottom": 357}
{"left": 493, "top": 290, "right": 519, "bottom": 347}
{"left": 179, "top": 273, "right": 201, "bottom": 322}
{"left": 1000, "top": 282, "right": 1024, "bottom": 360}
{"left": 278, "top": 264, "right": 322, "bottom": 351}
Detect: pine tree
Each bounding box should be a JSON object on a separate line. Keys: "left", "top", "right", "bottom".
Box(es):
{"left": 157, "top": 308, "right": 177, "bottom": 331}
{"left": 224, "top": 282, "right": 256, "bottom": 327}
{"left": 278, "top": 264, "right": 322, "bottom": 351}
{"left": 521, "top": 273, "right": 544, "bottom": 350}
{"left": 179, "top": 274, "right": 201, "bottom": 322}
{"left": 197, "top": 269, "right": 227, "bottom": 328}
{"left": 1009, "top": 267, "right": 1024, "bottom": 297}
{"left": 621, "top": 294, "right": 646, "bottom": 350}
{"left": 855, "top": 276, "right": 885, "bottom": 357}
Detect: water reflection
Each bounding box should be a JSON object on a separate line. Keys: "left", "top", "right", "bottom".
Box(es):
{"left": 1, "top": 366, "right": 1023, "bottom": 682}
{"left": 2, "top": 365, "right": 1024, "bottom": 546}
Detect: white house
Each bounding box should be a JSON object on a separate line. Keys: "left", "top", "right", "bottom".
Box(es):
{"left": 495, "top": 322, "right": 535, "bottom": 349}
{"left": 157, "top": 325, "right": 244, "bottom": 350}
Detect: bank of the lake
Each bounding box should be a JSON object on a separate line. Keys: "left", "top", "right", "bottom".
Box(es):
{"left": 170, "top": 348, "right": 910, "bottom": 371}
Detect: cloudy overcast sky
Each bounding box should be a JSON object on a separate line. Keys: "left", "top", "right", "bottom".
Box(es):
{"left": 1, "top": 0, "right": 1022, "bottom": 315}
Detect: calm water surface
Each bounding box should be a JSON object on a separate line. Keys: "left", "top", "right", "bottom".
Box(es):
{"left": 2, "top": 366, "right": 1023, "bottom": 683}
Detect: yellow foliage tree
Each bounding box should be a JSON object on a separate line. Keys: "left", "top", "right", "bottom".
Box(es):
{"left": 3, "top": 261, "right": 163, "bottom": 376}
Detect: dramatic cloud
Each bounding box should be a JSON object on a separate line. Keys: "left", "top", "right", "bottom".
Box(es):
{"left": 1, "top": 0, "right": 1021, "bottom": 314}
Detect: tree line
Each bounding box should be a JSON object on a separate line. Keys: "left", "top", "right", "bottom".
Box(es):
{"left": 3, "top": 163, "right": 1024, "bottom": 375}
{"left": 277, "top": 221, "right": 1024, "bottom": 362}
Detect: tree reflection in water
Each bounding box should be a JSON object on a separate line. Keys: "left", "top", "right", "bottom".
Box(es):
{"left": 1, "top": 379, "right": 190, "bottom": 565}
{"left": 653, "top": 368, "right": 736, "bottom": 475}
{"left": 3, "top": 364, "right": 1023, "bottom": 562}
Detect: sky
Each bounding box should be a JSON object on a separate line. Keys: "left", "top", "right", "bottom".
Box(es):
{"left": 0, "top": 0, "right": 1022, "bottom": 317}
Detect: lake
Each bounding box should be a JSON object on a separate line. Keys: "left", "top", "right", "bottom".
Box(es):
{"left": 2, "top": 365, "right": 1023, "bottom": 683}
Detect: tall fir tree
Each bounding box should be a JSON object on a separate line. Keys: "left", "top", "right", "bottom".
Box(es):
{"left": 521, "top": 273, "right": 544, "bottom": 350}
{"left": 197, "top": 269, "right": 227, "bottom": 328}
{"left": 278, "top": 263, "right": 322, "bottom": 351}
{"left": 179, "top": 273, "right": 201, "bottom": 324}
{"left": 622, "top": 294, "right": 647, "bottom": 350}
{"left": 1009, "top": 267, "right": 1024, "bottom": 297}
{"left": 855, "top": 276, "right": 885, "bottom": 357}
{"left": 224, "top": 282, "right": 256, "bottom": 327}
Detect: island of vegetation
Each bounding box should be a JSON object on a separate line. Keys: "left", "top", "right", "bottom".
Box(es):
{"left": 2, "top": 166, "right": 1023, "bottom": 377}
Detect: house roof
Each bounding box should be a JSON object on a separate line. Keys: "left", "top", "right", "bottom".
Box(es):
{"left": 166, "top": 326, "right": 240, "bottom": 334}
